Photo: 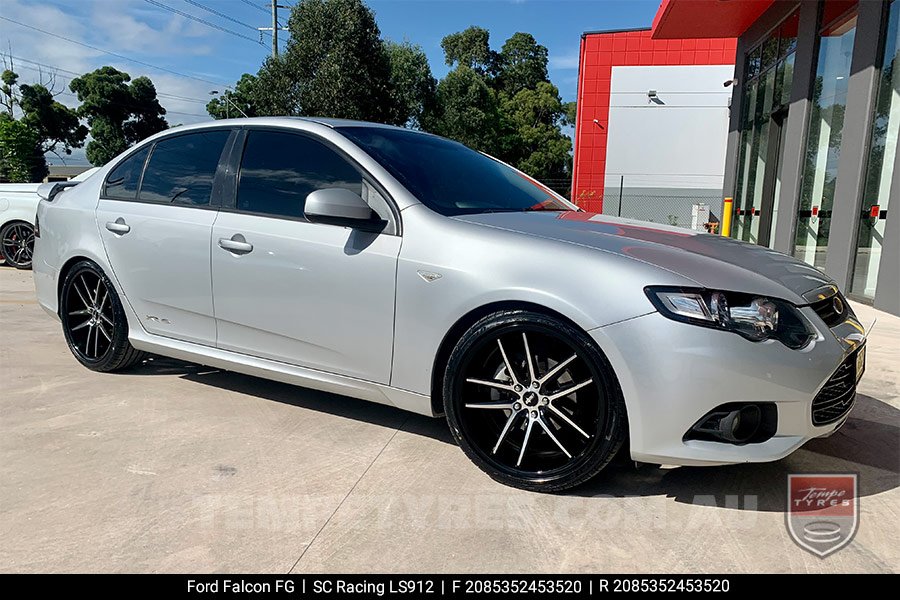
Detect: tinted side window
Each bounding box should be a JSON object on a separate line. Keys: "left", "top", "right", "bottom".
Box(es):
{"left": 237, "top": 130, "right": 363, "bottom": 219}
{"left": 139, "top": 130, "right": 230, "bottom": 206}
{"left": 104, "top": 146, "right": 150, "bottom": 200}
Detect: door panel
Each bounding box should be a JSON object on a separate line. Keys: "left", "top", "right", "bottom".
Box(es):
{"left": 98, "top": 200, "right": 218, "bottom": 345}
{"left": 211, "top": 212, "right": 400, "bottom": 383}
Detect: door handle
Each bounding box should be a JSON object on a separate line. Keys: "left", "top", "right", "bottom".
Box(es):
{"left": 218, "top": 234, "right": 253, "bottom": 255}
{"left": 105, "top": 218, "right": 130, "bottom": 235}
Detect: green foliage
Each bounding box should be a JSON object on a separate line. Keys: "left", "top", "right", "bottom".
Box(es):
{"left": 440, "top": 26, "right": 496, "bottom": 75}
{"left": 385, "top": 40, "right": 436, "bottom": 127}
{"left": 0, "top": 115, "right": 41, "bottom": 182}
{"left": 0, "top": 68, "right": 86, "bottom": 181}
{"left": 19, "top": 83, "right": 88, "bottom": 157}
{"left": 496, "top": 32, "right": 548, "bottom": 95}
{"left": 427, "top": 27, "right": 573, "bottom": 182}
{"left": 424, "top": 66, "right": 501, "bottom": 153}
{"left": 206, "top": 73, "right": 260, "bottom": 120}
{"left": 70, "top": 66, "right": 168, "bottom": 166}
{"left": 215, "top": 1, "right": 574, "bottom": 187}
{"left": 254, "top": 0, "right": 394, "bottom": 121}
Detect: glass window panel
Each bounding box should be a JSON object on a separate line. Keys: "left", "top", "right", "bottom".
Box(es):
{"left": 140, "top": 131, "right": 230, "bottom": 206}
{"left": 851, "top": 0, "right": 900, "bottom": 298}
{"left": 794, "top": 5, "right": 858, "bottom": 269}
{"left": 762, "top": 34, "right": 779, "bottom": 72}
{"left": 780, "top": 11, "right": 800, "bottom": 57}
{"left": 746, "top": 45, "right": 762, "bottom": 79}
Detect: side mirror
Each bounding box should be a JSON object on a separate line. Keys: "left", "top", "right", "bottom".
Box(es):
{"left": 304, "top": 188, "right": 386, "bottom": 232}
{"left": 37, "top": 181, "right": 79, "bottom": 202}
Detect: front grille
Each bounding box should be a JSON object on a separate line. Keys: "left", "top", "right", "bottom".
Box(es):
{"left": 811, "top": 352, "right": 858, "bottom": 426}
{"left": 809, "top": 291, "right": 849, "bottom": 327}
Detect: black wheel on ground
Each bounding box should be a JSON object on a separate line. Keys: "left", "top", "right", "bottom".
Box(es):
{"left": 0, "top": 221, "right": 35, "bottom": 269}
{"left": 443, "top": 310, "right": 627, "bottom": 492}
{"left": 60, "top": 260, "right": 146, "bottom": 372}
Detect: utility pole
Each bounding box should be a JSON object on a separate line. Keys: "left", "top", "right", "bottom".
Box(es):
{"left": 258, "top": 1, "right": 290, "bottom": 58}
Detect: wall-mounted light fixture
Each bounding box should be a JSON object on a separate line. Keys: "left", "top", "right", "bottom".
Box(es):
{"left": 723, "top": 78, "right": 738, "bottom": 88}
{"left": 592, "top": 119, "right": 604, "bottom": 129}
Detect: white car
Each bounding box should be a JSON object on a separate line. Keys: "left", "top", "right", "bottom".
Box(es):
{"left": 0, "top": 168, "right": 98, "bottom": 269}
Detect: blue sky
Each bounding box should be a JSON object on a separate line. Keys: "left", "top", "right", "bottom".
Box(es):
{"left": 0, "top": 0, "right": 661, "bottom": 164}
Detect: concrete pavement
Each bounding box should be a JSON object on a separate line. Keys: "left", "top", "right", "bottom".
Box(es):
{"left": 0, "top": 266, "right": 897, "bottom": 573}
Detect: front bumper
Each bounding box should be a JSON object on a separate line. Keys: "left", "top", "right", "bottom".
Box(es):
{"left": 589, "top": 307, "right": 866, "bottom": 466}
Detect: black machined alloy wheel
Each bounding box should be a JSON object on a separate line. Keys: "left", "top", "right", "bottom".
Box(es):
{"left": 444, "top": 310, "right": 626, "bottom": 492}
{"left": 0, "top": 222, "right": 35, "bottom": 269}
{"left": 60, "top": 261, "right": 146, "bottom": 372}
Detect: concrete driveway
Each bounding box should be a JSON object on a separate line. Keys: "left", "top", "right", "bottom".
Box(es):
{"left": 1, "top": 266, "right": 897, "bottom": 573}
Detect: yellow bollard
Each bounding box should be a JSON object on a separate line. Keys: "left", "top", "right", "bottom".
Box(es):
{"left": 721, "top": 197, "right": 733, "bottom": 237}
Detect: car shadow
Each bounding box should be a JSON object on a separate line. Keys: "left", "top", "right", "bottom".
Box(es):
{"left": 125, "top": 356, "right": 456, "bottom": 444}
{"left": 124, "top": 357, "right": 899, "bottom": 511}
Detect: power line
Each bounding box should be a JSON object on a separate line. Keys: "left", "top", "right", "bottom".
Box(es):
{"left": 0, "top": 16, "right": 229, "bottom": 87}
{"left": 55, "top": 90, "right": 209, "bottom": 118}
{"left": 142, "top": 0, "right": 266, "bottom": 47}
{"left": 7, "top": 57, "right": 211, "bottom": 104}
{"left": 181, "top": 0, "right": 270, "bottom": 35}
{"left": 239, "top": 0, "right": 269, "bottom": 13}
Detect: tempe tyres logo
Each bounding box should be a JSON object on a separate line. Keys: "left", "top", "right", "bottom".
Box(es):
{"left": 786, "top": 474, "right": 858, "bottom": 557}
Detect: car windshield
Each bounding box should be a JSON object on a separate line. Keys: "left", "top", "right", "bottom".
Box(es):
{"left": 336, "top": 126, "right": 574, "bottom": 216}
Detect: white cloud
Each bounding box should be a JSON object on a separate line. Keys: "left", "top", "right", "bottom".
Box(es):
{"left": 550, "top": 50, "right": 581, "bottom": 70}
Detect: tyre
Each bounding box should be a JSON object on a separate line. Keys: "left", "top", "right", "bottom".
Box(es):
{"left": 443, "top": 310, "right": 626, "bottom": 492}
{"left": 0, "top": 221, "right": 35, "bottom": 269}
{"left": 60, "top": 260, "right": 146, "bottom": 372}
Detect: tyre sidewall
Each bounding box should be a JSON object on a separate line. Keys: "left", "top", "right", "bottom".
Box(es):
{"left": 1, "top": 221, "right": 34, "bottom": 269}
{"left": 60, "top": 261, "right": 133, "bottom": 372}
{"left": 443, "top": 310, "right": 626, "bottom": 492}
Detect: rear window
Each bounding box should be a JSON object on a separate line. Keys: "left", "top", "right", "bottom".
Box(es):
{"left": 104, "top": 146, "right": 149, "bottom": 201}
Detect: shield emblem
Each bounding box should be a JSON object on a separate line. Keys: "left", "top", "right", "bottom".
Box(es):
{"left": 786, "top": 474, "right": 858, "bottom": 557}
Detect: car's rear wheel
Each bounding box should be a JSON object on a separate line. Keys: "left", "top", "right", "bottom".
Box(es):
{"left": 60, "top": 261, "right": 146, "bottom": 372}
{"left": 443, "top": 310, "right": 626, "bottom": 492}
{"left": 0, "top": 221, "right": 35, "bottom": 269}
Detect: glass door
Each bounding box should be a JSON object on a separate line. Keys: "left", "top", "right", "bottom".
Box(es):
{"left": 757, "top": 107, "right": 789, "bottom": 248}
{"left": 851, "top": 0, "right": 899, "bottom": 299}
{"left": 794, "top": 1, "right": 859, "bottom": 269}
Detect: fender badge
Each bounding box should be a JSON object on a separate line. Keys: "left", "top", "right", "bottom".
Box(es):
{"left": 417, "top": 270, "right": 442, "bottom": 283}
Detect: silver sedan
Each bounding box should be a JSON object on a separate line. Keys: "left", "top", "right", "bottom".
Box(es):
{"left": 33, "top": 118, "right": 866, "bottom": 491}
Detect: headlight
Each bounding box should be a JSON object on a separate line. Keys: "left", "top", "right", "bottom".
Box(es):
{"left": 644, "top": 287, "right": 815, "bottom": 349}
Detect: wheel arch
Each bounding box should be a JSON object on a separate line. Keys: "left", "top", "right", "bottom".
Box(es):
{"left": 430, "top": 300, "right": 598, "bottom": 417}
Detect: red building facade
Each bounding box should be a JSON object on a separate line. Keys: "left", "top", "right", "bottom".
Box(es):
{"left": 572, "top": 29, "right": 737, "bottom": 212}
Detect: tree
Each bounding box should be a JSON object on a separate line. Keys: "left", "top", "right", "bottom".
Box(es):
{"left": 0, "top": 115, "right": 40, "bottom": 182}
{"left": 385, "top": 40, "right": 435, "bottom": 127}
{"left": 496, "top": 32, "right": 548, "bottom": 95}
{"left": 69, "top": 66, "right": 168, "bottom": 165}
{"left": 0, "top": 64, "right": 86, "bottom": 181}
{"left": 498, "top": 82, "right": 572, "bottom": 180}
{"left": 423, "top": 66, "right": 500, "bottom": 154}
{"left": 254, "top": 0, "right": 394, "bottom": 121}
{"left": 19, "top": 83, "right": 88, "bottom": 158}
{"left": 440, "top": 26, "right": 496, "bottom": 76}
{"left": 207, "top": 73, "right": 260, "bottom": 119}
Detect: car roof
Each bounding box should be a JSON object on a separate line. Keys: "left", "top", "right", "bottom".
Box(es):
{"left": 166, "top": 116, "right": 406, "bottom": 132}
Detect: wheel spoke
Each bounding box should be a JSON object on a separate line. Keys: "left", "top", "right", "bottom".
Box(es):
{"left": 70, "top": 318, "right": 91, "bottom": 332}
{"left": 94, "top": 278, "right": 103, "bottom": 308}
{"left": 464, "top": 401, "right": 515, "bottom": 410}
{"left": 73, "top": 277, "right": 90, "bottom": 308}
{"left": 492, "top": 410, "right": 520, "bottom": 454}
{"left": 93, "top": 322, "right": 99, "bottom": 356}
{"left": 465, "top": 377, "right": 515, "bottom": 392}
{"left": 98, "top": 290, "right": 108, "bottom": 311}
{"left": 521, "top": 333, "right": 537, "bottom": 383}
{"left": 68, "top": 308, "right": 91, "bottom": 316}
{"left": 516, "top": 418, "right": 535, "bottom": 467}
{"left": 496, "top": 338, "right": 519, "bottom": 385}
{"left": 548, "top": 404, "right": 591, "bottom": 439}
{"left": 537, "top": 354, "right": 578, "bottom": 385}
{"left": 84, "top": 324, "right": 94, "bottom": 356}
{"left": 97, "top": 323, "right": 112, "bottom": 342}
{"left": 99, "top": 312, "right": 113, "bottom": 326}
{"left": 547, "top": 378, "right": 594, "bottom": 401}
{"left": 537, "top": 416, "right": 572, "bottom": 458}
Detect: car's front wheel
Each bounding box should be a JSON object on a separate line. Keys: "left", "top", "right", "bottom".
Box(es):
{"left": 443, "top": 310, "right": 626, "bottom": 492}
{"left": 0, "top": 221, "right": 35, "bottom": 269}
{"left": 60, "top": 260, "right": 146, "bottom": 372}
